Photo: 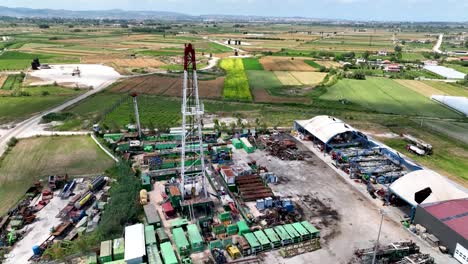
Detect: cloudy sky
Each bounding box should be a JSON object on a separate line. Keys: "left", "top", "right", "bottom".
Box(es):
{"left": 1, "top": 0, "right": 468, "bottom": 21}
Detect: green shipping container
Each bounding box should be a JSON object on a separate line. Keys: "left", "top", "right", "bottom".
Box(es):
{"left": 112, "top": 238, "right": 124, "bottom": 260}
{"left": 237, "top": 220, "right": 249, "bottom": 235}
{"left": 300, "top": 221, "right": 320, "bottom": 238}
{"left": 145, "top": 225, "right": 157, "bottom": 245}
{"left": 172, "top": 227, "right": 190, "bottom": 257}
{"left": 146, "top": 244, "right": 163, "bottom": 264}
{"left": 87, "top": 252, "right": 97, "bottom": 264}
{"left": 226, "top": 224, "right": 238, "bottom": 235}
{"left": 156, "top": 228, "right": 170, "bottom": 244}
{"left": 160, "top": 242, "right": 178, "bottom": 264}
{"left": 104, "top": 260, "right": 125, "bottom": 264}
{"left": 186, "top": 224, "right": 204, "bottom": 252}
{"left": 231, "top": 138, "right": 242, "bottom": 149}
{"left": 141, "top": 174, "right": 152, "bottom": 191}
{"left": 99, "top": 240, "right": 113, "bottom": 263}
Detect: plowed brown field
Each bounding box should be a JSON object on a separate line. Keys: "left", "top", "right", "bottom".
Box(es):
{"left": 111, "top": 75, "right": 223, "bottom": 99}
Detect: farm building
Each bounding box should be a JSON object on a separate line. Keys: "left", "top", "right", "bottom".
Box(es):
{"left": 423, "top": 65, "right": 466, "bottom": 79}
{"left": 460, "top": 56, "right": 468, "bottom": 62}
{"left": 384, "top": 64, "right": 401, "bottom": 72}
{"left": 413, "top": 198, "right": 468, "bottom": 259}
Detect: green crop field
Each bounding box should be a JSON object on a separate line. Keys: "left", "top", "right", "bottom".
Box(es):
{"left": 246, "top": 70, "right": 282, "bottom": 90}
{"left": 219, "top": 58, "right": 252, "bottom": 101}
{"left": 304, "top": 60, "right": 322, "bottom": 69}
{"left": 320, "top": 77, "right": 462, "bottom": 118}
{"left": 242, "top": 58, "right": 264, "bottom": 70}
{"left": 0, "top": 51, "right": 79, "bottom": 71}
{"left": 401, "top": 52, "right": 425, "bottom": 61}
{"left": 1, "top": 74, "right": 23, "bottom": 90}
{"left": 0, "top": 86, "right": 82, "bottom": 124}
{"left": 0, "top": 136, "right": 114, "bottom": 215}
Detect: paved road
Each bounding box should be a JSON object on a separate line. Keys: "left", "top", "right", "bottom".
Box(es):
{"left": 0, "top": 79, "right": 117, "bottom": 156}
{"left": 433, "top": 33, "right": 444, "bottom": 54}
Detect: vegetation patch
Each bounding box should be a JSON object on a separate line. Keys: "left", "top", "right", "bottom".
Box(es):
{"left": 1, "top": 74, "right": 24, "bottom": 90}
{"left": 242, "top": 58, "right": 264, "bottom": 70}
{"left": 304, "top": 60, "right": 322, "bottom": 69}
{"left": 0, "top": 136, "right": 114, "bottom": 215}
{"left": 320, "top": 77, "right": 462, "bottom": 118}
{"left": 219, "top": 58, "right": 252, "bottom": 101}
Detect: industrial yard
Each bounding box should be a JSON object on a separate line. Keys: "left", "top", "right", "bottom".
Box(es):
{"left": 0, "top": 4, "right": 467, "bottom": 264}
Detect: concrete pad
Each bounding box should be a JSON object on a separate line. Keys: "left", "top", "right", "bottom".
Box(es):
{"left": 29, "top": 64, "right": 121, "bottom": 88}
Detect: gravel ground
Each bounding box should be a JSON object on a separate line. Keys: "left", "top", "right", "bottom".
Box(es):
{"left": 231, "top": 137, "right": 458, "bottom": 264}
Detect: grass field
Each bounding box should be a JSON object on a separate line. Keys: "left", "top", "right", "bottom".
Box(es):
{"left": 0, "top": 51, "right": 79, "bottom": 71}
{"left": 219, "top": 58, "right": 252, "bottom": 101}
{"left": 242, "top": 58, "right": 264, "bottom": 70}
{"left": 401, "top": 52, "right": 426, "bottom": 61}
{"left": 0, "top": 136, "right": 114, "bottom": 215}
{"left": 320, "top": 77, "right": 462, "bottom": 118}
{"left": 382, "top": 132, "right": 468, "bottom": 185}
{"left": 0, "top": 86, "right": 82, "bottom": 124}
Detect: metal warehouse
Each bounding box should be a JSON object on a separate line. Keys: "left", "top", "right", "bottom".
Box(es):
{"left": 390, "top": 170, "right": 468, "bottom": 208}
{"left": 294, "top": 115, "right": 367, "bottom": 152}
{"left": 413, "top": 198, "right": 468, "bottom": 261}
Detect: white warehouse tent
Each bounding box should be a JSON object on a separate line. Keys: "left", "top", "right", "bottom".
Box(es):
{"left": 389, "top": 170, "right": 468, "bottom": 207}
{"left": 431, "top": 95, "right": 468, "bottom": 117}
{"left": 295, "top": 115, "right": 362, "bottom": 144}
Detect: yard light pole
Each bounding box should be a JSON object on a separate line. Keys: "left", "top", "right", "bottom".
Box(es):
{"left": 372, "top": 209, "right": 386, "bottom": 264}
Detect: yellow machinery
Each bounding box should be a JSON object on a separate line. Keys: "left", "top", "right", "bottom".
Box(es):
{"left": 140, "top": 189, "right": 148, "bottom": 205}
{"left": 226, "top": 245, "right": 241, "bottom": 259}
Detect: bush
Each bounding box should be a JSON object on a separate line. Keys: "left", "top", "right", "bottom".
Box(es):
{"left": 7, "top": 137, "right": 18, "bottom": 147}
{"left": 41, "top": 112, "right": 74, "bottom": 123}
{"left": 41, "top": 91, "right": 50, "bottom": 96}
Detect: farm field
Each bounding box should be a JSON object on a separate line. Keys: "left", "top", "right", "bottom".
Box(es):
{"left": 320, "top": 77, "right": 462, "bottom": 118}
{"left": 259, "top": 56, "right": 316, "bottom": 71}
{"left": 0, "top": 86, "right": 82, "bottom": 124}
{"left": 110, "top": 74, "right": 223, "bottom": 99}
{"left": 1, "top": 74, "right": 23, "bottom": 90}
{"left": 417, "top": 119, "right": 468, "bottom": 145}
{"left": 401, "top": 52, "right": 426, "bottom": 61}
{"left": 242, "top": 58, "right": 264, "bottom": 70}
{"left": 288, "top": 72, "right": 327, "bottom": 85}
{"left": 315, "top": 60, "right": 341, "bottom": 68}
{"left": 396, "top": 80, "right": 468, "bottom": 98}
{"left": 0, "top": 51, "right": 79, "bottom": 71}
{"left": 219, "top": 58, "right": 252, "bottom": 101}
{"left": 245, "top": 70, "right": 308, "bottom": 103}
{"left": 0, "top": 136, "right": 114, "bottom": 215}
{"left": 303, "top": 60, "right": 322, "bottom": 69}
{"left": 274, "top": 71, "right": 302, "bottom": 86}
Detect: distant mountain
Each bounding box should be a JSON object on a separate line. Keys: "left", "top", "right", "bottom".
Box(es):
{"left": 0, "top": 6, "right": 193, "bottom": 20}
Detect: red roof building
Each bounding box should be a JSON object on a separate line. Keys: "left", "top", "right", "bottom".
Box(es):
{"left": 414, "top": 198, "right": 468, "bottom": 255}
{"left": 460, "top": 57, "right": 468, "bottom": 61}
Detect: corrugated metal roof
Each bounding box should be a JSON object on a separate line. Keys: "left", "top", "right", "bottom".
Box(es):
{"left": 172, "top": 227, "right": 189, "bottom": 248}
{"left": 144, "top": 204, "right": 161, "bottom": 224}
{"left": 160, "top": 242, "right": 178, "bottom": 264}
{"left": 296, "top": 115, "right": 359, "bottom": 144}
{"left": 421, "top": 198, "right": 468, "bottom": 239}
{"left": 124, "top": 223, "right": 146, "bottom": 261}
{"left": 390, "top": 170, "right": 468, "bottom": 206}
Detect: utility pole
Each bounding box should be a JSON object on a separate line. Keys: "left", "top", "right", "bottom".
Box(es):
{"left": 372, "top": 209, "right": 386, "bottom": 264}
